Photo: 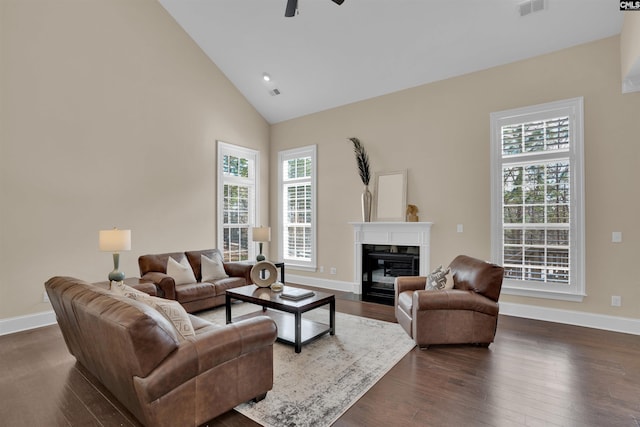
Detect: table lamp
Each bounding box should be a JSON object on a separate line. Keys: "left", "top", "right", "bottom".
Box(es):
{"left": 252, "top": 226, "right": 271, "bottom": 261}
{"left": 99, "top": 228, "right": 131, "bottom": 281}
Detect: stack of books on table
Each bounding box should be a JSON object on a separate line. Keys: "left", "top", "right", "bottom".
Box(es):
{"left": 280, "top": 288, "right": 315, "bottom": 301}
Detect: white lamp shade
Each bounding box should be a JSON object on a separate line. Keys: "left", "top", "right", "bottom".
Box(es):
{"left": 99, "top": 229, "right": 131, "bottom": 252}
{"left": 252, "top": 227, "right": 271, "bottom": 242}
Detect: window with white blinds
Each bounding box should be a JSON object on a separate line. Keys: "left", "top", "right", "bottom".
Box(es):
{"left": 217, "top": 141, "right": 259, "bottom": 262}
{"left": 278, "top": 145, "right": 317, "bottom": 270}
{"left": 490, "top": 98, "right": 585, "bottom": 301}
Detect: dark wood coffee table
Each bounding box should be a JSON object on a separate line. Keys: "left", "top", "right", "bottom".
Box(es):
{"left": 226, "top": 285, "right": 335, "bottom": 353}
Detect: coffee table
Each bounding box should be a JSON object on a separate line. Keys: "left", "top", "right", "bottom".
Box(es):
{"left": 226, "top": 285, "right": 335, "bottom": 353}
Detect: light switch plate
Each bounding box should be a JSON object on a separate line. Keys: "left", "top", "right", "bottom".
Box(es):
{"left": 612, "top": 232, "right": 622, "bottom": 243}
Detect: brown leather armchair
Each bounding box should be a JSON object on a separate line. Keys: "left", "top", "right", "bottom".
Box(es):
{"left": 395, "top": 255, "right": 504, "bottom": 349}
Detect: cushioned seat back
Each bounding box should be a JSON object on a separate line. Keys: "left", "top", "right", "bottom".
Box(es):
{"left": 449, "top": 255, "right": 504, "bottom": 302}
{"left": 185, "top": 249, "right": 224, "bottom": 282}
{"left": 138, "top": 251, "right": 187, "bottom": 276}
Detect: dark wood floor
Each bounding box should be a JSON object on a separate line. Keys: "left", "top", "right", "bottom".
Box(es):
{"left": 1, "top": 288, "right": 639, "bottom": 427}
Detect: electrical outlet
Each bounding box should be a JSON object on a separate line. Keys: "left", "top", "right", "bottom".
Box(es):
{"left": 457, "top": 224, "right": 464, "bottom": 233}
{"left": 612, "top": 232, "right": 622, "bottom": 243}
{"left": 330, "top": 267, "right": 337, "bottom": 275}
{"left": 611, "top": 295, "right": 622, "bottom": 307}
{"left": 43, "top": 291, "right": 50, "bottom": 303}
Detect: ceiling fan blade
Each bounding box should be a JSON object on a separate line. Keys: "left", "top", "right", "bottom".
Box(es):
{"left": 285, "top": 0, "right": 298, "bottom": 17}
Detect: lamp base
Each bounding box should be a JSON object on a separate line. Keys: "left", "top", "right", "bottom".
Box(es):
{"left": 108, "top": 270, "right": 125, "bottom": 282}
{"left": 256, "top": 254, "right": 266, "bottom": 261}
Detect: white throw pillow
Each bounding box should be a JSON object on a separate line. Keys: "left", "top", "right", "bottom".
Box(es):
{"left": 110, "top": 281, "right": 195, "bottom": 339}
{"left": 201, "top": 254, "right": 228, "bottom": 282}
{"left": 166, "top": 256, "right": 197, "bottom": 285}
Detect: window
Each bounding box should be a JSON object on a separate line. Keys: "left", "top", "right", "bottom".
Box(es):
{"left": 217, "top": 141, "right": 259, "bottom": 262}
{"left": 490, "top": 98, "right": 584, "bottom": 301}
{"left": 278, "top": 145, "right": 317, "bottom": 270}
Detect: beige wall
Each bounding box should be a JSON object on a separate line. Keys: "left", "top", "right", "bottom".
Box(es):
{"left": 0, "top": 0, "right": 269, "bottom": 319}
{"left": 271, "top": 36, "right": 640, "bottom": 319}
{"left": 621, "top": 11, "right": 640, "bottom": 79}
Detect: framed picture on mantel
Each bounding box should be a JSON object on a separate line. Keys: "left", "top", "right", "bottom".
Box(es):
{"left": 373, "top": 170, "right": 407, "bottom": 222}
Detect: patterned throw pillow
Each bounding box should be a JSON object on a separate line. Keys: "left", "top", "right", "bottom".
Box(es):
{"left": 110, "top": 281, "right": 195, "bottom": 339}
{"left": 425, "top": 265, "right": 450, "bottom": 290}
{"left": 166, "top": 256, "right": 197, "bottom": 285}
{"left": 201, "top": 253, "right": 228, "bottom": 281}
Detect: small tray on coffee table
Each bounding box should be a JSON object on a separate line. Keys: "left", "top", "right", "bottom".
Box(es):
{"left": 226, "top": 285, "right": 335, "bottom": 353}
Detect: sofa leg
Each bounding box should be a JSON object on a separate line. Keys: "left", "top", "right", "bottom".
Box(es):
{"left": 253, "top": 392, "right": 267, "bottom": 403}
{"left": 418, "top": 345, "right": 430, "bottom": 350}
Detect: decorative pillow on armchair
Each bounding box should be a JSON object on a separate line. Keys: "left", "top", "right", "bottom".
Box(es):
{"left": 426, "top": 265, "right": 451, "bottom": 290}
{"left": 166, "top": 256, "right": 197, "bottom": 285}
{"left": 201, "top": 253, "right": 228, "bottom": 281}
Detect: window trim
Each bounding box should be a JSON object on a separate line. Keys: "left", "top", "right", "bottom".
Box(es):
{"left": 277, "top": 145, "right": 317, "bottom": 271}
{"left": 490, "top": 97, "right": 585, "bottom": 302}
{"left": 217, "top": 141, "right": 260, "bottom": 262}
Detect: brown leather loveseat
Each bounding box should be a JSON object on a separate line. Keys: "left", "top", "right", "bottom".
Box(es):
{"left": 45, "top": 276, "right": 277, "bottom": 427}
{"left": 138, "top": 249, "right": 252, "bottom": 312}
{"left": 395, "top": 255, "right": 504, "bottom": 348}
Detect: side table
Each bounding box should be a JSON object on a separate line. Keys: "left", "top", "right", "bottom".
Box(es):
{"left": 93, "top": 277, "right": 157, "bottom": 296}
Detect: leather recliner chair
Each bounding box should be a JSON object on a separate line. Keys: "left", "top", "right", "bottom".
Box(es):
{"left": 395, "top": 255, "right": 504, "bottom": 349}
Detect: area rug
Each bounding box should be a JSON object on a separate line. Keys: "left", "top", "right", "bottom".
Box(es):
{"left": 198, "top": 303, "right": 415, "bottom": 427}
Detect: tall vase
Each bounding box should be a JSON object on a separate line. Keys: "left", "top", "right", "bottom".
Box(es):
{"left": 361, "top": 185, "right": 372, "bottom": 222}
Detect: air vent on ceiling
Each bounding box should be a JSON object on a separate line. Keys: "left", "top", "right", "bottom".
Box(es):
{"left": 269, "top": 88, "right": 281, "bottom": 96}
{"left": 519, "top": 0, "right": 545, "bottom": 16}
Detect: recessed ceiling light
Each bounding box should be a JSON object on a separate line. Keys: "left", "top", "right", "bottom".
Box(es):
{"left": 263, "top": 73, "right": 271, "bottom": 82}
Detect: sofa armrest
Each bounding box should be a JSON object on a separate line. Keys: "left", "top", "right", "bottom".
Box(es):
{"left": 141, "top": 272, "right": 176, "bottom": 300}
{"left": 134, "top": 316, "right": 277, "bottom": 402}
{"left": 224, "top": 262, "right": 253, "bottom": 284}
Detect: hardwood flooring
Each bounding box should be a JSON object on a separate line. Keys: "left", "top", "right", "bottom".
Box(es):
{"left": 1, "top": 288, "right": 639, "bottom": 426}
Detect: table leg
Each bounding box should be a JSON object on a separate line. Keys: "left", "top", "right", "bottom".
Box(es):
{"left": 295, "top": 312, "right": 302, "bottom": 353}
{"left": 280, "top": 263, "right": 285, "bottom": 283}
{"left": 330, "top": 298, "right": 335, "bottom": 336}
{"left": 225, "top": 294, "right": 232, "bottom": 324}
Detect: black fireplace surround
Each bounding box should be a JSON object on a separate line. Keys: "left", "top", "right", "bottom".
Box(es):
{"left": 361, "top": 244, "right": 420, "bottom": 305}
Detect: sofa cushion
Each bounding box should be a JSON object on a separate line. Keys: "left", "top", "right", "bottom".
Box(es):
{"left": 211, "top": 277, "right": 248, "bottom": 296}
{"left": 397, "top": 290, "right": 414, "bottom": 316}
{"left": 175, "top": 282, "right": 217, "bottom": 303}
{"left": 167, "top": 256, "right": 197, "bottom": 285}
{"left": 111, "top": 281, "right": 196, "bottom": 339}
{"left": 201, "top": 254, "right": 229, "bottom": 281}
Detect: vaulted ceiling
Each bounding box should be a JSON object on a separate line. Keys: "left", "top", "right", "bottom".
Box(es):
{"left": 159, "top": 0, "right": 623, "bottom": 124}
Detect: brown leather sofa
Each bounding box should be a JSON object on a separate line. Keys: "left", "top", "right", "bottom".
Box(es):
{"left": 395, "top": 255, "right": 504, "bottom": 348}
{"left": 45, "top": 276, "right": 277, "bottom": 427}
{"left": 138, "top": 249, "right": 252, "bottom": 313}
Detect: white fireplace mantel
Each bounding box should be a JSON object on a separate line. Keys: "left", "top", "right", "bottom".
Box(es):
{"left": 350, "top": 222, "right": 433, "bottom": 294}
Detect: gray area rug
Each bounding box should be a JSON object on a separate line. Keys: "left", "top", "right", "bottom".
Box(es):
{"left": 198, "top": 303, "right": 415, "bottom": 427}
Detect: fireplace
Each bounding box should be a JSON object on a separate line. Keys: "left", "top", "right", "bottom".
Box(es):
{"left": 351, "top": 222, "right": 433, "bottom": 305}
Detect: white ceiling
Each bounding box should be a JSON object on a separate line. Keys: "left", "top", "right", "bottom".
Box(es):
{"left": 158, "top": 0, "right": 623, "bottom": 124}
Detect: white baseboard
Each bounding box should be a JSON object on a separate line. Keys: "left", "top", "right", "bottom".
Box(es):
{"left": 289, "top": 275, "right": 640, "bottom": 336}
{"left": 500, "top": 302, "right": 640, "bottom": 336}
{"left": 0, "top": 310, "right": 56, "bottom": 336}
{"left": 2, "top": 291, "right": 638, "bottom": 338}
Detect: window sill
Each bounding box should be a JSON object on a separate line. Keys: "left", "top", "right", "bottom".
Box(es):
{"left": 501, "top": 286, "right": 585, "bottom": 302}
